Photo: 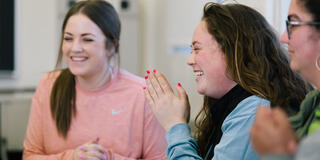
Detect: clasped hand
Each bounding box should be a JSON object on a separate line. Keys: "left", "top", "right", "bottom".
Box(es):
{"left": 144, "top": 70, "right": 190, "bottom": 131}
{"left": 73, "top": 138, "right": 111, "bottom": 160}
{"left": 250, "top": 107, "right": 298, "bottom": 156}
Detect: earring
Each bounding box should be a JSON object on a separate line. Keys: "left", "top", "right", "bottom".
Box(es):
{"left": 316, "top": 56, "right": 320, "bottom": 71}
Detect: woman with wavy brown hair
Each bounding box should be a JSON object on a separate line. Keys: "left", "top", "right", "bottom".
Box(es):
{"left": 144, "top": 2, "right": 310, "bottom": 160}
{"left": 194, "top": 2, "right": 311, "bottom": 159}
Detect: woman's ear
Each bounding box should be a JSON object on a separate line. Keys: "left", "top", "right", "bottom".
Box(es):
{"left": 112, "top": 40, "right": 119, "bottom": 53}
{"left": 106, "top": 46, "right": 116, "bottom": 58}
{"left": 105, "top": 39, "right": 117, "bottom": 57}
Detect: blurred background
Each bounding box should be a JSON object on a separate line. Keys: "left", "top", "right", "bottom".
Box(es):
{"left": 0, "top": 0, "right": 290, "bottom": 159}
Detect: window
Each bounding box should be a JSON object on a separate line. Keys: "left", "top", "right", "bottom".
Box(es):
{"left": 0, "top": 0, "right": 15, "bottom": 72}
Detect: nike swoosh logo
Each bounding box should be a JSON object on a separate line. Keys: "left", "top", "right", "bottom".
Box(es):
{"left": 111, "top": 109, "right": 125, "bottom": 115}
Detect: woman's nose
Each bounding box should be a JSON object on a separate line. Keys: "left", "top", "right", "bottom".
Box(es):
{"left": 280, "top": 31, "right": 289, "bottom": 44}
{"left": 187, "top": 52, "right": 195, "bottom": 66}
{"left": 72, "top": 40, "right": 83, "bottom": 52}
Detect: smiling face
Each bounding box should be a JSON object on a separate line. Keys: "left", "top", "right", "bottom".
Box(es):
{"left": 280, "top": 0, "right": 320, "bottom": 83}
{"left": 62, "top": 13, "right": 112, "bottom": 80}
{"left": 187, "top": 21, "right": 236, "bottom": 99}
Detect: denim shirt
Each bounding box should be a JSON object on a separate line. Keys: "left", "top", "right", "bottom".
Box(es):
{"left": 166, "top": 95, "right": 270, "bottom": 160}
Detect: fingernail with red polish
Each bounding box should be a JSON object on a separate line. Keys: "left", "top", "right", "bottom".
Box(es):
{"left": 177, "top": 83, "right": 182, "bottom": 87}
{"left": 153, "top": 69, "right": 156, "bottom": 73}
{"left": 143, "top": 87, "right": 146, "bottom": 90}
{"left": 146, "top": 70, "right": 150, "bottom": 74}
{"left": 145, "top": 76, "right": 148, "bottom": 79}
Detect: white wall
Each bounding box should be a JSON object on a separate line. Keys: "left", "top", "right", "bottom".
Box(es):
{"left": 1, "top": 98, "right": 31, "bottom": 150}
{"left": 117, "top": 0, "right": 141, "bottom": 75}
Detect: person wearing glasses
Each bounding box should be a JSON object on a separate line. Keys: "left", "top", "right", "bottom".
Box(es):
{"left": 144, "top": 2, "right": 310, "bottom": 160}
{"left": 250, "top": 0, "right": 320, "bottom": 159}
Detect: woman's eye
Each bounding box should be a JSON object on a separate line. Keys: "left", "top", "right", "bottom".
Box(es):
{"left": 63, "top": 37, "right": 72, "bottom": 41}
{"left": 83, "top": 38, "right": 93, "bottom": 42}
{"left": 193, "top": 48, "right": 200, "bottom": 52}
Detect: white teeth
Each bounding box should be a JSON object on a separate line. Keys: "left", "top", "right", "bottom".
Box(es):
{"left": 195, "top": 71, "right": 203, "bottom": 76}
{"left": 71, "top": 56, "right": 87, "bottom": 61}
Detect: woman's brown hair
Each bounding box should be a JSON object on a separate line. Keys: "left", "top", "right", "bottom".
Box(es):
{"left": 298, "top": 0, "right": 320, "bottom": 30}
{"left": 194, "top": 2, "right": 311, "bottom": 158}
{"left": 50, "top": 0, "right": 121, "bottom": 138}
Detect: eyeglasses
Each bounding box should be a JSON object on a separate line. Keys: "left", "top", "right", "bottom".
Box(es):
{"left": 286, "top": 20, "right": 320, "bottom": 39}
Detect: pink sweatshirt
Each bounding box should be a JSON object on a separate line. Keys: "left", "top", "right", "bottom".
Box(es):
{"left": 23, "top": 69, "right": 167, "bottom": 160}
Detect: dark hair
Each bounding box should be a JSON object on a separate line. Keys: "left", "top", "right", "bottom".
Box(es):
{"left": 194, "top": 2, "right": 310, "bottom": 158}
{"left": 50, "top": 0, "right": 121, "bottom": 138}
{"left": 297, "top": 0, "right": 320, "bottom": 30}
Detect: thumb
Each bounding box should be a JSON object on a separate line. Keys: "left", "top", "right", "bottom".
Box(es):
{"left": 272, "top": 108, "right": 289, "bottom": 124}
{"left": 287, "top": 140, "right": 298, "bottom": 155}
{"left": 176, "top": 83, "right": 187, "bottom": 100}
{"left": 92, "top": 137, "right": 100, "bottom": 144}
{"left": 176, "top": 83, "right": 190, "bottom": 123}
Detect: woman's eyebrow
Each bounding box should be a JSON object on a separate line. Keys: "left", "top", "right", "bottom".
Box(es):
{"left": 288, "top": 14, "right": 301, "bottom": 21}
